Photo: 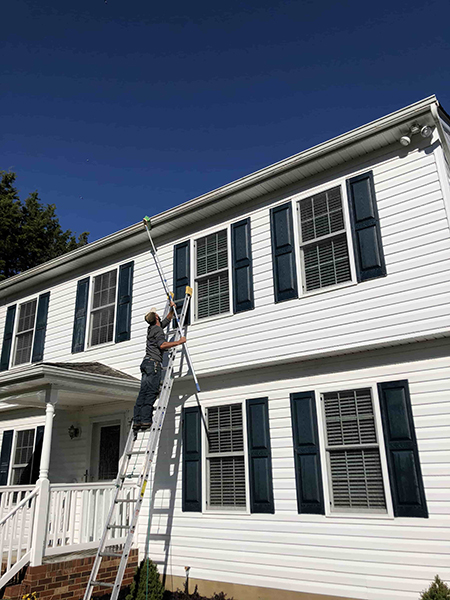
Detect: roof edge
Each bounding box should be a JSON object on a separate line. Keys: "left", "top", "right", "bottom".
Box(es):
{"left": 0, "top": 95, "right": 439, "bottom": 293}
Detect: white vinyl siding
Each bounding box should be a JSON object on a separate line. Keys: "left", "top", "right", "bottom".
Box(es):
{"left": 89, "top": 269, "right": 117, "bottom": 347}
{"left": 322, "top": 388, "right": 386, "bottom": 512}
{"left": 207, "top": 404, "right": 246, "bottom": 508}
{"left": 11, "top": 144, "right": 450, "bottom": 378}
{"left": 138, "top": 341, "right": 450, "bottom": 600}
{"left": 195, "top": 230, "right": 230, "bottom": 320}
{"left": 10, "top": 428, "right": 36, "bottom": 485}
{"left": 299, "top": 186, "right": 351, "bottom": 292}
{"left": 13, "top": 299, "right": 37, "bottom": 366}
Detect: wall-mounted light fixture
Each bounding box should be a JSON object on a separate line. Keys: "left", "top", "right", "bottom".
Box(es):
{"left": 68, "top": 425, "right": 81, "bottom": 439}
{"left": 400, "top": 122, "right": 433, "bottom": 146}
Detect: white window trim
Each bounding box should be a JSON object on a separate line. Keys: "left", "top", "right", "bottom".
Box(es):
{"left": 193, "top": 226, "right": 233, "bottom": 323}
{"left": 85, "top": 266, "right": 120, "bottom": 349}
{"left": 11, "top": 298, "right": 39, "bottom": 368}
{"left": 315, "top": 382, "right": 395, "bottom": 520}
{"left": 290, "top": 177, "right": 358, "bottom": 297}
{"left": 8, "top": 425, "right": 40, "bottom": 486}
{"left": 200, "top": 399, "right": 250, "bottom": 514}
{"left": 86, "top": 412, "right": 127, "bottom": 482}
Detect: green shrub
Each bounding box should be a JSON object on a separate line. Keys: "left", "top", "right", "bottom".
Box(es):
{"left": 420, "top": 575, "right": 450, "bottom": 600}
{"left": 126, "top": 558, "right": 165, "bottom": 600}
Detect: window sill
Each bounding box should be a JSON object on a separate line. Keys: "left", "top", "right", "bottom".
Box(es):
{"left": 204, "top": 507, "right": 249, "bottom": 515}
{"left": 84, "top": 340, "right": 116, "bottom": 352}
{"left": 192, "top": 311, "right": 233, "bottom": 326}
{"left": 7, "top": 361, "right": 34, "bottom": 372}
{"left": 325, "top": 511, "right": 394, "bottom": 520}
{"left": 300, "top": 279, "right": 357, "bottom": 299}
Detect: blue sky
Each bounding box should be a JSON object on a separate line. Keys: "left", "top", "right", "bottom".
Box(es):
{"left": 3, "top": 0, "right": 450, "bottom": 242}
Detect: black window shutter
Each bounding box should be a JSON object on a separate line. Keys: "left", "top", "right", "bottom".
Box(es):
{"left": 231, "top": 218, "right": 254, "bottom": 313}
{"left": 378, "top": 380, "right": 428, "bottom": 518}
{"left": 290, "top": 391, "right": 325, "bottom": 514}
{"left": 31, "top": 292, "right": 50, "bottom": 363}
{"left": 346, "top": 171, "right": 386, "bottom": 282}
{"left": 0, "top": 430, "right": 13, "bottom": 485}
{"left": 31, "top": 425, "right": 45, "bottom": 484}
{"left": 115, "top": 261, "right": 134, "bottom": 343}
{"left": 270, "top": 202, "right": 298, "bottom": 302}
{"left": 246, "top": 397, "right": 275, "bottom": 513}
{"left": 0, "top": 305, "right": 17, "bottom": 371}
{"left": 173, "top": 241, "right": 190, "bottom": 325}
{"left": 182, "top": 406, "right": 202, "bottom": 512}
{"left": 72, "top": 277, "right": 90, "bottom": 353}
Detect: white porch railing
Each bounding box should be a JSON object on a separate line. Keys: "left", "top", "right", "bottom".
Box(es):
{"left": 0, "top": 486, "right": 38, "bottom": 589}
{"left": 0, "top": 481, "right": 138, "bottom": 590}
{"left": 0, "top": 486, "right": 35, "bottom": 521}
{"left": 45, "top": 482, "right": 138, "bottom": 555}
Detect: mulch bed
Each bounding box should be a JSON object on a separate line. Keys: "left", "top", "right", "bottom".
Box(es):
{"left": 164, "top": 589, "right": 232, "bottom": 600}
{"left": 97, "top": 585, "right": 233, "bottom": 600}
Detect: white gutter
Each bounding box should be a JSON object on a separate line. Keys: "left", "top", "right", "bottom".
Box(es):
{"left": 0, "top": 95, "right": 439, "bottom": 293}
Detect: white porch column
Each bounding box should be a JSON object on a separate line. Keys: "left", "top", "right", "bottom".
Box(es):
{"left": 39, "top": 390, "right": 57, "bottom": 479}
{"left": 30, "top": 386, "right": 58, "bottom": 566}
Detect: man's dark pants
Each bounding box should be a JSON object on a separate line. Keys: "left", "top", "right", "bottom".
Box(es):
{"left": 134, "top": 359, "right": 162, "bottom": 424}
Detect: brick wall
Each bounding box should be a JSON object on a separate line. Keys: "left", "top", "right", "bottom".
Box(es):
{"left": 3, "top": 549, "right": 139, "bottom": 600}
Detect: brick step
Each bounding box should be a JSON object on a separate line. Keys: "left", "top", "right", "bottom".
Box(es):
{"left": 2, "top": 548, "right": 138, "bottom": 600}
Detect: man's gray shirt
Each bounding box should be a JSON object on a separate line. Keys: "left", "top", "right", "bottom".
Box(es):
{"left": 144, "top": 317, "right": 170, "bottom": 363}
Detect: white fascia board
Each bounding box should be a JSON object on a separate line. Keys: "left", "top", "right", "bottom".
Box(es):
{"left": 0, "top": 364, "right": 140, "bottom": 398}
{"left": 0, "top": 95, "right": 439, "bottom": 296}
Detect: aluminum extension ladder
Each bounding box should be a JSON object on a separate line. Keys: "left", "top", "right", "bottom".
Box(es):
{"left": 83, "top": 287, "right": 192, "bottom": 600}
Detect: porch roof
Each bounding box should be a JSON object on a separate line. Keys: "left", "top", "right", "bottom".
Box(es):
{"left": 0, "top": 362, "right": 140, "bottom": 409}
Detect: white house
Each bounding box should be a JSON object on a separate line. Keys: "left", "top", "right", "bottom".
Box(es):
{"left": 1, "top": 95, "right": 450, "bottom": 600}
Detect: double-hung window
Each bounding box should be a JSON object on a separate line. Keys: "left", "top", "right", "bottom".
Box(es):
{"left": 322, "top": 387, "right": 386, "bottom": 512}
{"left": 10, "top": 429, "right": 36, "bottom": 485}
{"left": 298, "top": 186, "right": 352, "bottom": 292}
{"left": 13, "top": 299, "right": 38, "bottom": 366}
{"left": 89, "top": 269, "right": 117, "bottom": 347}
{"left": 72, "top": 261, "right": 133, "bottom": 354}
{"left": 195, "top": 230, "right": 230, "bottom": 320}
{"left": 206, "top": 404, "right": 246, "bottom": 509}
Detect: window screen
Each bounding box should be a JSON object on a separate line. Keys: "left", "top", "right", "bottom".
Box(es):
{"left": 14, "top": 300, "right": 37, "bottom": 365}
{"left": 11, "top": 429, "right": 36, "bottom": 485}
{"left": 195, "top": 231, "right": 230, "bottom": 319}
{"left": 323, "top": 388, "right": 386, "bottom": 511}
{"left": 90, "top": 270, "right": 117, "bottom": 346}
{"left": 299, "top": 187, "right": 351, "bottom": 292}
{"left": 207, "top": 404, "right": 246, "bottom": 508}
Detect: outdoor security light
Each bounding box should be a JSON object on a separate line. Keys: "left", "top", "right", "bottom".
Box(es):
{"left": 400, "top": 135, "right": 411, "bottom": 146}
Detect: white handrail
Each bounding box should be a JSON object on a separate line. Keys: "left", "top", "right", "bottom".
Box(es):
{"left": 0, "top": 487, "right": 38, "bottom": 527}
{"left": 0, "top": 486, "right": 39, "bottom": 589}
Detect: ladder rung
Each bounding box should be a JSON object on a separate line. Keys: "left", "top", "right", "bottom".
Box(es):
{"left": 91, "top": 581, "right": 115, "bottom": 588}
{"left": 116, "top": 498, "right": 136, "bottom": 503}
{"left": 120, "top": 473, "right": 140, "bottom": 479}
{"left": 100, "top": 551, "right": 123, "bottom": 558}
{"left": 127, "top": 450, "right": 148, "bottom": 455}
{"left": 108, "top": 525, "right": 131, "bottom": 530}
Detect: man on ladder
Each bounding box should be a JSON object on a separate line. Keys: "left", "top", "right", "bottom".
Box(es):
{"left": 83, "top": 218, "right": 202, "bottom": 600}
{"left": 133, "top": 299, "right": 186, "bottom": 431}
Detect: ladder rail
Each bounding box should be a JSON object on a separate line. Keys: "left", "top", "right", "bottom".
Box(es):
{"left": 83, "top": 289, "right": 191, "bottom": 600}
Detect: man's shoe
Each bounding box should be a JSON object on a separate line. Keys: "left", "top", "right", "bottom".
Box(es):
{"left": 140, "top": 422, "right": 153, "bottom": 430}
{"left": 133, "top": 422, "right": 142, "bottom": 431}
